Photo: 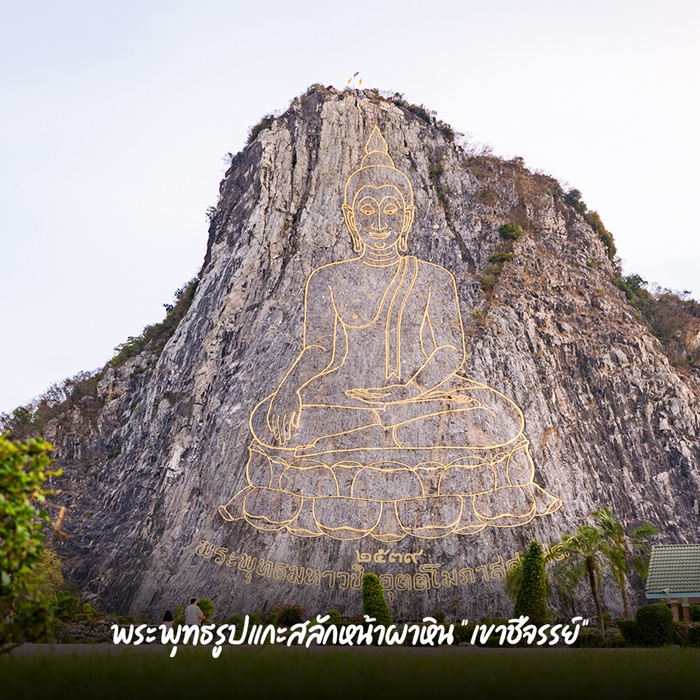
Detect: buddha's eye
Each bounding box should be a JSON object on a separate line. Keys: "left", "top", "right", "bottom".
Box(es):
{"left": 359, "top": 203, "right": 376, "bottom": 216}
{"left": 383, "top": 203, "right": 399, "bottom": 215}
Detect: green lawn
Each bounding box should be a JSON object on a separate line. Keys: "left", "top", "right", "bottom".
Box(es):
{"left": 1, "top": 647, "right": 698, "bottom": 699}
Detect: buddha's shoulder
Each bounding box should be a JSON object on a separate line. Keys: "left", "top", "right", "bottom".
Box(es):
{"left": 414, "top": 258, "right": 457, "bottom": 287}
{"left": 306, "top": 259, "right": 358, "bottom": 287}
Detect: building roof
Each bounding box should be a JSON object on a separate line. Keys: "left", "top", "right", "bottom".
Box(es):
{"left": 646, "top": 544, "right": 700, "bottom": 598}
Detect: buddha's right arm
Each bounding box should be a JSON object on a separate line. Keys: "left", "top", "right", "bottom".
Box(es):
{"left": 287, "top": 270, "right": 337, "bottom": 391}
{"left": 275, "top": 344, "right": 334, "bottom": 395}
{"left": 267, "top": 345, "right": 333, "bottom": 443}
{"left": 267, "top": 271, "right": 337, "bottom": 442}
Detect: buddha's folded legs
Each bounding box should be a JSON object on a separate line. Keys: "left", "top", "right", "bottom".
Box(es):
{"left": 297, "top": 402, "right": 524, "bottom": 455}
{"left": 249, "top": 395, "right": 381, "bottom": 450}
{"left": 290, "top": 381, "right": 527, "bottom": 454}
{"left": 219, "top": 381, "right": 562, "bottom": 538}
{"left": 251, "top": 379, "right": 526, "bottom": 452}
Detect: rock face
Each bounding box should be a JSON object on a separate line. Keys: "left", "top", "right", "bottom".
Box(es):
{"left": 48, "top": 87, "right": 700, "bottom": 622}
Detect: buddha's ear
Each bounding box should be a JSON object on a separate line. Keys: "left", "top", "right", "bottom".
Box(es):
{"left": 398, "top": 232, "right": 409, "bottom": 253}
{"left": 342, "top": 204, "right": 356, "bottom": 232}
{"left": 398, "top": 205, "right": 415, "bottom": 253}
{"left": 402, "top": 205, "right": 415, "bottom": 233}
{"left": 343, "top": 204, "right": 362, "bottom": 253}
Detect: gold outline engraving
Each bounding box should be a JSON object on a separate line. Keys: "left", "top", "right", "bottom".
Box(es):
{"left": 219, "top": 126, "right": 562, "bottom": 541}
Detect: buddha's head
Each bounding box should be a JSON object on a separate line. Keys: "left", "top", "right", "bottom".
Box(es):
{"left": 343, "top": 127, "right": 415, "bottom": 255}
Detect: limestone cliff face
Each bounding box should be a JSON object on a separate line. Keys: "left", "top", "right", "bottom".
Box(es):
{"left": 47, "top": 87, "right": 700, "bottom": 621}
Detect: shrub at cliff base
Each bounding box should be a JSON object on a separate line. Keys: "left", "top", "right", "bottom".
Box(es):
{"left": 270, "top": 604, "right": 306, "bottom": 626}
{"left": 636, "top": 604, "right": 675, "bottom": 646}
{"left": 197, "top": 598, "right": 215, "bottom": 622}
{"left": 54, "top": 591, "right": 80, "bottom": 621}
{"left": 620, "top": 604, "right": 675, "bottom": 646}
{"left": 673, "top": 624, "right": 700, "bottom": 648}
{"left": 617, "top": 619, "right": 641, "bottom": 646}
{"left": 361, "top": 574, "right": 392, "bottom": 626}
{"left": 325, "top": 609, "right": 343, "bottom": 626}
{"left": 513, "top": 540, "right": 547, "bottom": 624}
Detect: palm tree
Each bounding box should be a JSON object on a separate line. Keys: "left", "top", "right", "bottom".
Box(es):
{"left": 550, "top": 557, "right": 582, "bottom": 617}
{"left": 591, "top": 507, "right": 657, "bottom": 619}
{"left": 559, "top": 525, "right": 608, "bottom": 634}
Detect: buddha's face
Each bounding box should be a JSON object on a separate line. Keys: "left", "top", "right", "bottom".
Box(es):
{"left": 344, "top": 184, "right": 414, "bottom": 253}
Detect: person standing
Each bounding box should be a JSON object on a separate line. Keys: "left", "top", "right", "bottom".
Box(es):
{"left": 184, "top": 598, "right": 204, "bottom": 626}
{"left": 162, "top": 610, "right": 174, "bottom": 629}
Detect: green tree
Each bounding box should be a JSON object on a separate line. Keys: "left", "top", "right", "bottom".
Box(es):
{"left": 504, "top": 541, "right": 563, "bottom": 607}
{"left": 361, "top": 573, "right": 392, "bottom": 626}
{"left": 591, "top": 507, "right": 657, "bottom": 619}
{"left": 513, "top": 541, "right": 547, "bottom": 624}
{"left": 0, "top": 407, "right": 42, "bottom": 441}
{"left": 559, "top": 526, "right": 608, "bottom": 634}
{"left": 0, "top": 435, "right": 59, "bottom": 651}
{"left": 27, "top": 546, "right": 65, "bottom": 598}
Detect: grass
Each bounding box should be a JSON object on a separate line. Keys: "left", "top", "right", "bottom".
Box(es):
{"left": 2, "top": 647, "right": 699, "bottom": 699}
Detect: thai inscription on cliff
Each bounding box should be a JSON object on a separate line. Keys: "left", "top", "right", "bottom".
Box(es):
{"left": 195, "top": 539, "right": 569, "bottom": 599}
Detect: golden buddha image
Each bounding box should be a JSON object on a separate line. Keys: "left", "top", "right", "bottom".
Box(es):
{"left": 219, "top": 126, "right": 562, "bottom": 541}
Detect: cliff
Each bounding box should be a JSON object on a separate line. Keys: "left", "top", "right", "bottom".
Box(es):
{"left": 36, "top": 86, "right": 700, "bottom": 621}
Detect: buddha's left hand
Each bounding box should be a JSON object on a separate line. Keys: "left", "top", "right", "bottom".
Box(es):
{"left": 346, "top": 383, "right": 423, "bottom": 404}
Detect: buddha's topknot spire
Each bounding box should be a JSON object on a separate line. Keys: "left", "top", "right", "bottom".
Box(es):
{"left": 361, "top": 126, "right": 395, "bottom": 168}
{"left": 344, "top": 125, "right": 413, "bottom": 207}
{"left": 365, "top": 126, "right": 388, "bottom": 156}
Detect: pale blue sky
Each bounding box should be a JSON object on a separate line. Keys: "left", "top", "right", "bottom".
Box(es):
{"left": 1, "top": 0, "right": 698, "bottom": 414}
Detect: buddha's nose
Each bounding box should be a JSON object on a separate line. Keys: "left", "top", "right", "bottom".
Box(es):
{"left": 372, "top": 212, "right": 387, "bottom": 230}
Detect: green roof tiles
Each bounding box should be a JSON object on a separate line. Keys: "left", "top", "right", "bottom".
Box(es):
{"left": 646, "top": 544, "right": 700, "bottom": 597}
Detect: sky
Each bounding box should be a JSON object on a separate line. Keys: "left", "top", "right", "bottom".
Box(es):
{"left": 1, "top": 0, "right": 698, "bottom": 415}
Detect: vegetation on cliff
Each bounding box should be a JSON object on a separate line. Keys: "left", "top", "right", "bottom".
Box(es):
{"left": 563, "top": 188, "right": 616, "bottom": 260}
{"left": 613, "top": 273, "right": 700, "bottom": 374}
{"left": 109, "top": 277, "right": 199, "bottom": 369}
{"left": 1, "top": 278, "right": 199, "bottom": 441}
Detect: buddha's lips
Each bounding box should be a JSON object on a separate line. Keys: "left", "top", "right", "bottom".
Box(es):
{"left": 369, "top": 230, "right": 390, "bottom": 239}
